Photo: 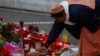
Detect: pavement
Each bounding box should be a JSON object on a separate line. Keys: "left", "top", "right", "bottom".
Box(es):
{"left": 0, "top": 8, "right": 78, "bottom": 46}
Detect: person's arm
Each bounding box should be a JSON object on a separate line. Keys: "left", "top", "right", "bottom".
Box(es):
{"left": 44, "top": 21, "right": 65, "bottom": 48}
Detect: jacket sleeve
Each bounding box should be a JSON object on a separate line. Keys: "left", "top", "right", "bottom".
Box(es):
{"left": 44, "top": 21, "right": 65, "bottom": 48}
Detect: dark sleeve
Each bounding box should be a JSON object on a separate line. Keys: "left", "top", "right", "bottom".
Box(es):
{"left": 44, "top": 21, "right": 65, "bottom": 48}
{"left": 65, "top": 23, "right": 82, "bottom": 39}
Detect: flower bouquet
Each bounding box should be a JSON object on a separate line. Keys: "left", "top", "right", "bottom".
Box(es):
{"left": 0, "top": 21, "right": 21, "bottom": 56}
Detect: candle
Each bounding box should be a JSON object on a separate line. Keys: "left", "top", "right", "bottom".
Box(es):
{"left": 62, "top": 33, "right": 68, "bottom": 43}
{"left": 23, "top": 37, "right": 31, "bottom": 55}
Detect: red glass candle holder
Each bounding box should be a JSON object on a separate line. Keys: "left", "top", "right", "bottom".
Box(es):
{"left": 23, "top": 38, "right": 31, "bottom": 55}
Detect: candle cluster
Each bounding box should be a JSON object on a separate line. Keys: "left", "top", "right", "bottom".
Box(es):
{"left": 0, "top": 18, "right": 70, "bottom": 56}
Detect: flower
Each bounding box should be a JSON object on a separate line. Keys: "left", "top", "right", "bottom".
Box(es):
{"left": 0, "top": 21, "right": 21, "bottom": 55}
{"left": 1, "top": 22, "right": 21, "bottom": 43}
{"left": 0, "top": 34, "right": 2, "bottom": 38}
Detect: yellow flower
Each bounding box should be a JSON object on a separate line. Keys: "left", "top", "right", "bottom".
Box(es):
{"left": 0, "top": 34, "right": 2, "bottom": 38}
